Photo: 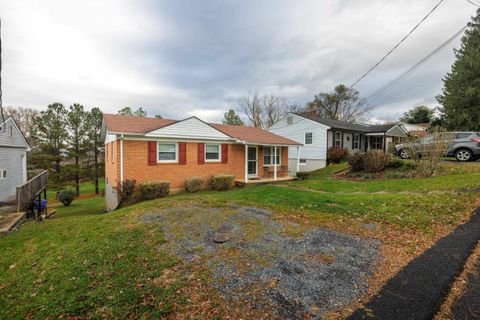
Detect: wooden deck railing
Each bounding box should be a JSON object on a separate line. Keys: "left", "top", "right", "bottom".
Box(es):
{"left": 16, "top": 170, "right": 48, "bottom": 212}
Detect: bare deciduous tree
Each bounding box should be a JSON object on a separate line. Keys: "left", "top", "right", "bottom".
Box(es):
{"left": 403, "top": 129, "right": 453, "bottom": 177}
{"left": 237, "top": 93, "right": 294, "bottom": 128}
{"left": 305, "top": 84, "right": 372, "bottom": 122}
{"left": 4, "top": 106, "right": 39, "bottom": 141}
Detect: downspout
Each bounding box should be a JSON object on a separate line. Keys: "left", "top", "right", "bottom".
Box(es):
{"left": 120, "top": 134, "right": 124, "bottom": 185}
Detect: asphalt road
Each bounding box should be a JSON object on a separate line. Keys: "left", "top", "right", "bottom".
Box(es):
{"left": 348, "top": 209, "right": 480, "bottom": 320}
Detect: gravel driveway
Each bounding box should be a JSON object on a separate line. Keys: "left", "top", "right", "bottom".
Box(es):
{"left": 142, "top": 202, "right": 379, "bottom": 319}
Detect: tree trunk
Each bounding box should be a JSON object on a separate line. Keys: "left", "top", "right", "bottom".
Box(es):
{"left": 75, "top": 156, "right": 80, "bottom": 196}
{"left": 94, "top": 139, "right": 99, "bottom": 194}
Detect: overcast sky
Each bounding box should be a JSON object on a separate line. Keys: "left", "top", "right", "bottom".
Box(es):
{"left": 0, "top": 0, "right": 477, "bottom": 122}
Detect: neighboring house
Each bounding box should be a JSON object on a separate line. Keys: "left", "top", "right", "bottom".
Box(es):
{"left": 401, "top": 122, "right": 430, "bottom": 137}
{"left": 0, "top": 117, "right": 30, "bottom": 204}
{"left": 101, "top": 114, "right": 301, "bottom": 211}
{"left": 269, "top": 112, "right": 408, "bottom": 173}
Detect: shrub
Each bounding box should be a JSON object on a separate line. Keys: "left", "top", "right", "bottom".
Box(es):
{"left": 386, "top": 158, "right": 404, "bottom": 169}
{"left": 211, "top": 174, "right": 235, "bottom": 191}
{"left": 362, "top": 150, "right": 392, "bottom": 173}
{"left": 58, "top": 189, "right": 75, "bottom": 207}
{"left": 347, "top": 152, "right": 364, "bottom": 172}
{"left": 185, "top": 177, "right": 204, "bottom": 193}
{"left": 327, "top": 147, "right": 348, "bottom": 164}
{"left": 402, "top": 161, "right": 417, "bottom": 170}
{"left": 296, "top": 171, "right": 311, "bottom": 180}
{"left": 140, "top": 181, "right": 170, "bottom": 199}
{"left": 117, "top": 179, "right": 136, "bottom": 207}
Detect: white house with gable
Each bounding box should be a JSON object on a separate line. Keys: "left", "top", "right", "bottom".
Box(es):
{"left": 269, "top": 113, "right": 408, "bottom": 174}
{"left": 0, "top": 117, "right": 30, "bottom": 204}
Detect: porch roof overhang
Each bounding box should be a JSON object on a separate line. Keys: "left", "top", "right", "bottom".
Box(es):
{"left": 365, "top": 132, "right": 387, "bottom": 136}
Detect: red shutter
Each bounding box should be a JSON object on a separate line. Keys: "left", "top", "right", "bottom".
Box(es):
{"left": 197, "top": 143, "right": 205, "bottom": 164}
{"left": 221, "top": 144, "right": 228, "bottom": 164}
{"left": 179, "top": 142, "right": 187, "bottom": 165}
{"left": 147, "top": 141, "right": 157, "bottom": 166}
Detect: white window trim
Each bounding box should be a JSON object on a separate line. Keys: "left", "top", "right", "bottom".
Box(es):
{"left": 299, "top": 159, "right": 307, "bottom": 165}
{"left": 0, "top": 169, "right": 6, "bottom": 179}
{"left": 353, "top": 134, "right": 360, "bottom": 149}
{"left": 157, "top": 142, "right": 178, "bottom": 163}
{"left": 205, "top": 143, "right": 221, "bottom": 162}
{"left": 305, "top": 132, "right": 313, "bottom": 145}
{"left": 263, "top": 146, "right": 281, "bottom": 166}
{"left": 335, "top": 132, "right": 342, "bottom": 147}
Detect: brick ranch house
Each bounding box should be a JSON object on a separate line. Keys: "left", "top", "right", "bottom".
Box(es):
{"left": 101, "top": 114, "right": 302, "bottom": 211}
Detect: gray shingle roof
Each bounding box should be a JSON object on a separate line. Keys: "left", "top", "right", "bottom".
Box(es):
{"left": 298, "top": 113, "right": 398, "bottom": 133}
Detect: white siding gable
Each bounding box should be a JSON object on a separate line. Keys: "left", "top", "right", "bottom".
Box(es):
{"left": 269, "top": 113, "right": 329, "bottom": 160}
{"left": 146, "top": 117, "right": 232, "bottom": 141}
{"left": 0, "top": 147, "right": 27, "bottom": 202}
{"left": 0, "top": 117, "right": 29, "bottom": 149}
{"left": 386, "top": 125, "right": 407, "bottom": 137}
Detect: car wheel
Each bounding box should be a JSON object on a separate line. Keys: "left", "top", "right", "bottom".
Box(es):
{"left": 399, "top": 149, "right": 409, "bottom": 159}
{"left": 455, "top": 148, "right": 473, "bottom": 162}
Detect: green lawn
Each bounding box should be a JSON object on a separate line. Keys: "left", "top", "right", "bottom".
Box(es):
{"left": 46, "top": 178, "right": 105, "bottom": 200}
{"left": 1, "top": 164, "right": 478, "bottom": 318}
{"left": 0, "top": 197, "right": 180, "bottom": 319}
{"left": 284, "top": 162, "right": 480, "bottom": 194}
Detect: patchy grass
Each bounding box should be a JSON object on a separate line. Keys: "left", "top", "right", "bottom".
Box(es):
{"left": 1, "top": 163, "right": 479, "bottom": 318}
{"left": 0, "top": 196, "right": 181, "bottom": 319}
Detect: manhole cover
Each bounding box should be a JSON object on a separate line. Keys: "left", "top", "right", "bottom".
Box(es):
{"left": 213, "top": 233, "right": 230, "bottom": 243}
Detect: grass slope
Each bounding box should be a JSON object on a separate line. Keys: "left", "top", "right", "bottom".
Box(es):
{"left": 0, "top": 164, "right": 478, "bottom": 318}
{"left": 0, "top": 197, "right": 179, "bottom": 319}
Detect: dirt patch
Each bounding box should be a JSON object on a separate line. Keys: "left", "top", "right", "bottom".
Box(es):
{"left": 142, "top": 202, "right": 380, "bottom": 319}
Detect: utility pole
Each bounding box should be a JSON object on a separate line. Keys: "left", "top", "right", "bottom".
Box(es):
{"left": 0, "top": 18, "right": 5, "bottom": 133}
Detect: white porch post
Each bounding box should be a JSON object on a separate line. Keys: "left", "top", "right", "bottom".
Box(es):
{"left": 244, "top": 144, "right": 248, "bottom": 183}
{"left": 273, "top": 146, "right": 277, "bottom": 181}
{"left": 296, "top": 146, "right": 300, "bottom": 173}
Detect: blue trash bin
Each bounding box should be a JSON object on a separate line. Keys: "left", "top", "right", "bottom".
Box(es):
{"left": 33, "top": 199, "right": 48, "bottom": 211}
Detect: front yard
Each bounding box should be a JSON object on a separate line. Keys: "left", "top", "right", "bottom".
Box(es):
{"left": 0, "top": 162, "right": 478, "bottom": 319}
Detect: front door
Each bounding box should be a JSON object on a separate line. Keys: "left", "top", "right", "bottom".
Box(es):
{"left": 247, "top": 146, "right": 258, "bottom": 177}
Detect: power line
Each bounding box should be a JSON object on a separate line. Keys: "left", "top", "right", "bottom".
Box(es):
{"left": 364, "top": 24, "right": 468, "bottom": 104}
{"left": 350, "top": 0, "right": 445, "bottom": 87}
{"left": 465, "top": 0, "right": 480, "bottom": 7}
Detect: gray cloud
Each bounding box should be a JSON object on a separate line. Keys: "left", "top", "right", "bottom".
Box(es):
{"left": 0, "top": 0, "right": 476, "bottom": 122}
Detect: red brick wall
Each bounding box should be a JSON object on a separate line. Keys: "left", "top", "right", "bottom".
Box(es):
{"left": 107, "top": 140, "right": 289, "bottom": 190}
{"left": 122, "top": 141, "right": 246, "bottom": 189}
{"left": 105, "top": 141, "right": 119, "bottom": 187}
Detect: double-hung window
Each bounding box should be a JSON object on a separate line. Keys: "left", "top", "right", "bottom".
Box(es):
{"left": 205, "top": 144, "right": 221, "bottom": 161}
{"left": 353, "top": 134, "right": 360, "bottom": 149}
{"left": 335, "top": 132, "right": 342, "bottom": 147}
{"left": 305, "top": 132, "right": 313, "bottom": 145}
{"left": 263, "top": 147, "right": 281, "bottom": 165}
{"left": 158, "top": 143, "right": 178, "bottom": 162}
